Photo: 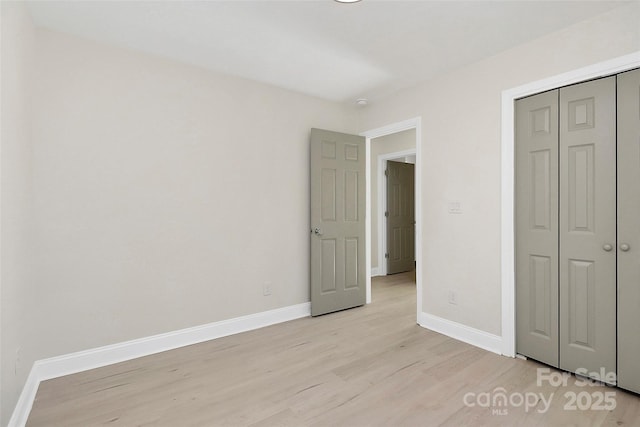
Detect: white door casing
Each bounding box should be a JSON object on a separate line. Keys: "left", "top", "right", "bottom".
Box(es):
{"left": 362, "top": 117, "right": 422, "bottom": 320}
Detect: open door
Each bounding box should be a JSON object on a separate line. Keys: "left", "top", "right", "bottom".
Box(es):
{"left": 310, "top": 128, "right": 365, "bottom": 316}
{"left": 386, "top": 160, "right": 415, "bottom": 275}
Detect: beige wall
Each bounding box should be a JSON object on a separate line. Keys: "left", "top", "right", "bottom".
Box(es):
{"left": 1, "top": 23, "right": 357, "bottom": 423}
{"left": 31, "top": 28, "right": 358, "bottom": 358}
{"left": 1, "top": 2, "right": 37, "bottom": 424}
{"left": 370, "top": 129, "right": 415, "bottom": 271}
{"left": 359, "top": 2, "right": 640, "bottom": 336}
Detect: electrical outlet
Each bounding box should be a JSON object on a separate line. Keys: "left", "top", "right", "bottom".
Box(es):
{"left": 448, "top": 290, "right": 458, "bottom": 305}
{"left": 263, "top": 282, "right": 272, "bottom": 296}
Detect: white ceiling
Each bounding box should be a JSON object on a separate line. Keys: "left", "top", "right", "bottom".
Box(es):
{"left": 26, "top": 0, "right": 630, "bottom": 104}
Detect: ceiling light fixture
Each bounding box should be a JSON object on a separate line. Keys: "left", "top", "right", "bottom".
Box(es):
{"left": 355, "top": 98, "right": 368, "bottom": 107}
{"left": 334, "top": 0, "right": 362, "bottom": 3}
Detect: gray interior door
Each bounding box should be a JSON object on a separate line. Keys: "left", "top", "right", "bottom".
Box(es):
{"left": 515, "top": 89, "right": 560, "bottom": 368}
{"left": 386, "top": 160, "right": 415, "bottom": 275}
{"left": 559, "top": 77, "right": 616, "bottom": 377}
{"left": 310, "top": 128, "right": 366, "bottom": 316}
{"left": 617, "top": 68, "right": 640, "bottom": 393}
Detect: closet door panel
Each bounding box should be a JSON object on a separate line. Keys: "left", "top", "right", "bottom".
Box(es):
{"left": 559, "top": 77, "right": 616, "bottom": 378}
{"left": 617, "top": 68, "right": 640, "bottom": 393}
{"left": 515, "top": 90, "right": 559, "bottom": 367}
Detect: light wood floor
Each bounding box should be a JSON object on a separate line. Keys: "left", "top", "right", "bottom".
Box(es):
{"left": 27, "top": 272, "right": 640, "bottom": 426}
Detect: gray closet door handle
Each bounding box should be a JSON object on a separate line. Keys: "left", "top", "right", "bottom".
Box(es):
{"left": 620, "top": 243, "right": 631, "bottom": 252}
{"left": 603, "top": 244, "right": 613, "bottom": 252}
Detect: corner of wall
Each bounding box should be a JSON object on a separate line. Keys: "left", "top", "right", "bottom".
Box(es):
{"left": 1, "top": 1, "right": 37, "bottom": 425}
{"left": 8, "top": 302, "right": 310, "bottom": 426}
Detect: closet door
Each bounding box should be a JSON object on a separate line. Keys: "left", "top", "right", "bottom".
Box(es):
{"left": 559, "top": 77, "right": 616, "bottom": 377}
{"left": 617, "top": 68, "right": 640, "bottom": 393}
{"left": 515, "top": 90, "right": 559, "bottom": 367}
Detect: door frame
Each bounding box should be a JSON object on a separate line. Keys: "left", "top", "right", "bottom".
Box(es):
{"left": 377, "top": 149, "right": 416, "bottom": 277}
{"left": 501, "top": 51, "right": 640, "bottom": 357}
{"left": 362, "top": 117, "right": 422, "bottom": 322}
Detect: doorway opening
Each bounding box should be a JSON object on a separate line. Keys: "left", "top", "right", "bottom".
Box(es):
{"left": 375, "top": 148, "right": 415, "bottom": 277}
{"left": 362, "top": 118, "right": 422, "bottom": 323}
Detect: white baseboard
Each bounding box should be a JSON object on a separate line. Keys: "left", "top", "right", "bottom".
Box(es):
{"left": 418, "top": 312, "right": 503, "bottom": 356}
{"left": 8, "top": 302, "right": 311, "bottom": 427}
{"left": 370, "top": 267, "right": 382, "bottom": 277}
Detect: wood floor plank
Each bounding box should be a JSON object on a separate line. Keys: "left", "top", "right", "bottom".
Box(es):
{"left": 26, "top": 272, "right": 640, "bottom": 426}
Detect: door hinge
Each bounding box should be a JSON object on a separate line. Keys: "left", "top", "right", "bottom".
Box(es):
{"left": 385, "top": 169, "right": 388, "bottom": 177}
{"left": 385, "top": 253, "right": 389, "bottom": 259}
{"left": 385, "top": 211, "right": 389, "bottom": 217}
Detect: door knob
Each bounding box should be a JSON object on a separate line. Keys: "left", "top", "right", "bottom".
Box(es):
{"left": 602, "top": 244, "right": 613, "bottom": 252}
{"left": 313, "top": 228, "right": 323, "bottom": 236}
{"left": 620, "top": 243, "right": 631, "bottom": 252}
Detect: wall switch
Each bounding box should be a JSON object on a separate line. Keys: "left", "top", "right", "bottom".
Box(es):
{"left": 263, "top": 282, "right": 272, "bottom": 296}
{"left": 448, "top": 290, "right": 458, "bottom": 305}
{"left": 448, "top": 202, "right": 463, "bottom": 214}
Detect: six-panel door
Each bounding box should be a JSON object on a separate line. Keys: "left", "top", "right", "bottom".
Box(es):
{"left": 310, "top": 128, "right": 366, "bottom": 317}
